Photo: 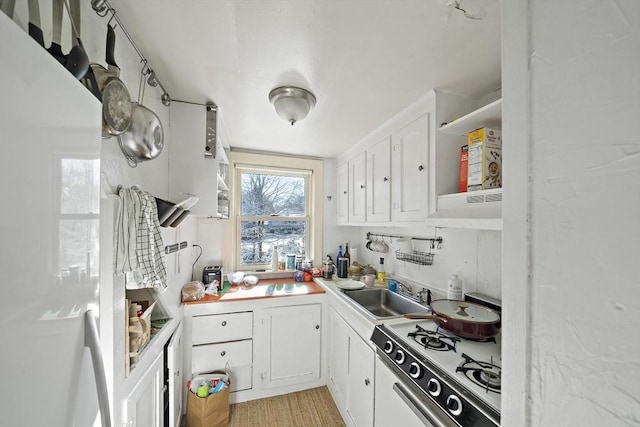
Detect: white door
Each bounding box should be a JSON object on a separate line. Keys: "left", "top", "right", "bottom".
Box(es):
{"left": 391, "top": 113, "right": 430, "bottom": 222}
{"left": 124, "top": 352, "right": 164, "bottom": 427}
{"left": 366, "top": 136, "right": 392, "bottom": 222}
{"left": 262, "top": 304, "right": 322, "bottom": 388}
{"left": 167, "top": 322, "right": 183, "bottom": 427}
{"left": 349, "top": 152, "right": 367, "bottom": 223}
{"left": 346, "top": 333, "right": 375, "bottom": 427}
{"left": 336, "top": 162, "right": 350, "bottom": 224}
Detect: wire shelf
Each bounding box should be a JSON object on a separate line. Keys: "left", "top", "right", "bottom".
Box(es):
{"left": 395, "top": 250, "right": 434, "bottom": 266}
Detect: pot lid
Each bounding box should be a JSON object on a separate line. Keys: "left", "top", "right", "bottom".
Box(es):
{"left": 431, "top": 299, "right": 500, "bottom": 323}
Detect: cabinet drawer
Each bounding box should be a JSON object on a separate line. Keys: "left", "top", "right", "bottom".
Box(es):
{"left": 192, "top": 340, "right": 253, "bottom": 392}
{"left": 192, "top": 312, "right": 253, "bottom": 345}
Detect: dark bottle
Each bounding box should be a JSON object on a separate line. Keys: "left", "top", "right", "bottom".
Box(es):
{"left": 336, "top": 245, "right": 348, "bottom": 279}
{"left": 337, "top": 244, "right": 343, "bottom": 261}
{"left": 344, "top": 242, "right": 351, "bottom": 267}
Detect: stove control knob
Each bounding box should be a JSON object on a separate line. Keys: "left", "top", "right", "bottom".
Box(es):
{"left": 427, "top": 378, "right": 441, "bottom": 397}
{"left": 409, "top": 362, "right": 422, "bottom": 379}
{"left": 394, "top": 350, "right": 406, "bottom": 365}
{"left": 383, "top": 340, "right": 394, "bottom": 354}
{"left": 446, "top": 395, "right": 463, "bottom": 416}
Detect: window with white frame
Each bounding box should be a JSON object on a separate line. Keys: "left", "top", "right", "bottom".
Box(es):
{"left": 235, "top": 164, "right": 311, "bottom": 270}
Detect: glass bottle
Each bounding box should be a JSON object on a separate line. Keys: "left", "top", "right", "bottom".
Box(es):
{"left": 376, "top": 257, "right": 386, "bottom": 284}
{"left": 344, "top": 242, "right": 351, "bottom": 268}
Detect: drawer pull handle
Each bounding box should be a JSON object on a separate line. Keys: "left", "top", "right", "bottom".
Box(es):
{"left": 221, "top": 321, "right": 227, "bottom": 326}
{"left": 221, "top": 350, "right": 226, "bottom": 357}
{"left": 364, "top": 378, "right": 370, "bottom": 386}
{"left": 418, "top": 165, "right": 424, "bottom": 171}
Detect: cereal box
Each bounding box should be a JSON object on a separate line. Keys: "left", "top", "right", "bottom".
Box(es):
{"left": 459, "top": 145, "right": 468, "bottom": 193}
{"left": 467, "top": 128, "right": 502, "bottom": 191}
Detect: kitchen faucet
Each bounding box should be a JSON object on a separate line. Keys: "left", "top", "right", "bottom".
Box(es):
{"left": 396, "top": 281, "right": 412, "bottom": 295}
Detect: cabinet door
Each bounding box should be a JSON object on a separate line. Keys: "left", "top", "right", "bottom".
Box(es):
{"left": 366, "top": 136, "right": 391, "bottom": 222}
{"left": 169, "top": 102, "right": 218, "bottom": 217}
{"left": 346, "top": 333, "right": 375, "bottom": 427}
{"left": 123, "top": 352, "right": 164, "bottom": 427}
{"left": 391, "top": 112, "right": 430, "bottom": 222}
{"left": 261, "top": 304, "right": 321, "bottom": 389}
{"left": 167, "top": 322, "right": 183, "bottom": 427}
{"left": 336, "top": 161, "right": 349, "bottom": 224}
{"left": 328, "top": 310, "right": 349, "bottom": 412}
{"left": 349, "top": 152, "right": 367, "bottom": 223}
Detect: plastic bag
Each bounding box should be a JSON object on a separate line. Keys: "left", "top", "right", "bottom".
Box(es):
{"left": 181, "top": 281, "right": 205, "bottom": 301}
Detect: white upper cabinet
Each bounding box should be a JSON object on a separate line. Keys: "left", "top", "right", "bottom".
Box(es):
{"left": 391, "top": 112, "right": 430, "bottom": 222}
{"left": 336, "top": 161, "right": 350, "bottom": 224}
{"left": 349, "top": 152, "right": 367, "bottom": 223}
{"left": 168, "top": 103, "right": 230, "bottom": 218}
{"left": 335, "top": 89, "right": 502, "bottom": 229}
{"left": 366, "top": 136, "right": 391, "bottom": 222}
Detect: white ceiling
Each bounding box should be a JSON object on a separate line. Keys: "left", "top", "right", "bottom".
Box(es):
{"left": 109, "top": 0, "right": 502, "bottom": 158}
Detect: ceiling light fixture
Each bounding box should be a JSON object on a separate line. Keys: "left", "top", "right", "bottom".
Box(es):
{"left": 269, "top": 86, "right": 316, "bottom": 126}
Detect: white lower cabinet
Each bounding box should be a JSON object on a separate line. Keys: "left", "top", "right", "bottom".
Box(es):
{"left": 259, "top": 304, "right": 322, "bottom": 389}
{"left": 328, "top": 308, "right": 374, "bottom": 427}
{"left": 123, "top": 351, "right": 164, "bottom": 427}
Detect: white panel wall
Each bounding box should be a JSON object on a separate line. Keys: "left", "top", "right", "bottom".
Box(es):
{"left": 357, "top": 226, "right": 502, "bottom": 298}
{"left": 503, "top": 0, "right": 640, "bottom": 425}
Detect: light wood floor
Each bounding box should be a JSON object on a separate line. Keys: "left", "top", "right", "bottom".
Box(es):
{"left": 183, "top": 386, "right": 345, "bottom": 427}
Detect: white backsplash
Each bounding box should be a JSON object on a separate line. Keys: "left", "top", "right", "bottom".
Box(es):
{"left": 355, "top": 226, "right": 502, "bottom": 300}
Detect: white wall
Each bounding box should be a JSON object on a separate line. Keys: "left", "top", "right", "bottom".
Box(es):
{"left": 357, "top": 226, "right": 502, "bottom": 298}
{"left": 502, "top": 1, "right": 640, "bottom": 425}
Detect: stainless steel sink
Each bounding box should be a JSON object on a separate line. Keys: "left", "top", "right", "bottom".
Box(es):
{"left": 341, "top": 288, "right": 430, "bottom": 320}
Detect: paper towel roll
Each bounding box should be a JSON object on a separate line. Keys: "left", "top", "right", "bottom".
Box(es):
{"left": 351, "top": 247, "right": 358, "bottom": 264}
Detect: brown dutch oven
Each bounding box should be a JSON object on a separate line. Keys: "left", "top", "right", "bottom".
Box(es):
{"left": 405, "top": 299, "right": 501, "bottom": 339}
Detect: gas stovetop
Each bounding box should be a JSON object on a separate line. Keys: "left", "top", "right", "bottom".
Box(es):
{"left": 371, "top": 319, "right": 501, "bottom": 426}
{"left": 387, "top": 319, "right": 502, "bottom": 412}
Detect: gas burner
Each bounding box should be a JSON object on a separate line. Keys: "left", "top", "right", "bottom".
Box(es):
{"left": 456, "top": 353, "right": 501, "bottom": 394}
{"left": 408, "top": 324, "right": 460, "bottom": 352}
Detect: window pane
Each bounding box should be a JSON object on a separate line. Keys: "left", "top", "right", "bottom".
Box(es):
{"left": 60, "top": 158, "right": 100, "bottom": 214}
{"left": 240, "top": 220, "right": 306, "bottom": 266}
{"left": 59, "top": 218, "right": 100, "bottom": 278}
{"left": 240, "top": 173, "right": 305, "bottom": 216}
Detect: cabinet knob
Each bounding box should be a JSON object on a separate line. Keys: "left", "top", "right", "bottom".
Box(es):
{"left": 418, "top": 165, "right": 424, "bottom": 171}
{"left": 383, "top": 177, "right": 389, "bottom": 182}
{"left": 364, "top": 378, "right": 370, "bottom": 386}
{"left": 360, "top": 184, "right": 365, "bottom": 189}
{"left": 221, "top": 350, "right": 226, "bottom": 357}
{"left": 315, "top": 325, "right": 320, "bottom": 330}
{"left": 343, "top": 190, "right": 347, "bottom": 195}
{"left": 221, "top": 321, "right": 227, "bottom": 326}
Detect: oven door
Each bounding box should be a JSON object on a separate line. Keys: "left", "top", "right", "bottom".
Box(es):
{"left": 374, "top": 355, "right": 456, "bottom": 427}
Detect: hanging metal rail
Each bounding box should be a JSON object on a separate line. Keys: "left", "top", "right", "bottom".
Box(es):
{"left": 366, "top": 232, "right": 443, "bottom": 248}
{"left": 90, "top": 0, "right": 174, "bottom": 106}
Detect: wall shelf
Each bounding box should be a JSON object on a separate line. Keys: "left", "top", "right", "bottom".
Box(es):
{"left": 439, "top": 98, "right": 502, "bottom": 136}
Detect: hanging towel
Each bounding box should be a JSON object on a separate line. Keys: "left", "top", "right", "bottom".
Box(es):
{"left": 114, "top": 186, "right": 167, "bottom": 291}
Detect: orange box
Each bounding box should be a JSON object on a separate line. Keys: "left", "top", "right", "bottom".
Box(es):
{"left": 467, "top": 128, "right": 502, "bottom": 191}
{"left": 459, "top": 145, "right": 468, "bottom": 193}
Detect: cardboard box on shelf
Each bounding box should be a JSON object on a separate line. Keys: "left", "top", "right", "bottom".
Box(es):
{"left": 459, "top": 145, "right": 468, "bottom": 193}
{"left": 467, "top": 128, "right": 502, "bottom": 191}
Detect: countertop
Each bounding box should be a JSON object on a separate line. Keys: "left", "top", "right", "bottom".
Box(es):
{"left": 183, "top": 278, "right": 325, "bottom": 304}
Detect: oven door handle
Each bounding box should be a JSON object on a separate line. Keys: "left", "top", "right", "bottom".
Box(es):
{"left": 392, "top": 382, "right": 452, "bottom": 427}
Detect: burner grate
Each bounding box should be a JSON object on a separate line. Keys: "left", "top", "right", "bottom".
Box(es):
{"left": 408, "top": 324, "right": 460, "bottom": 352}
{"left": 456, "top": 353, "right": 501, "bottom": 394}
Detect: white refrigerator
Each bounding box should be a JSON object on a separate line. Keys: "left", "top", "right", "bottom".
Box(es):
{"left": 0, "top": 11, "right": 110, "bottom": 427}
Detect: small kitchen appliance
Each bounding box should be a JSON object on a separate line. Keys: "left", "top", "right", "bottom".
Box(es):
{"left": 370, "top": 293, "right": 501, "bottom": 426}
{"left": 202, "top": 266, "right": 223, "bottom": 289}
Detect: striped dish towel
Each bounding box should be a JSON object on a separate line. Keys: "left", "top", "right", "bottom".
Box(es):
{"left": 114, "top": 186, "right": 167, "bottom": 291}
